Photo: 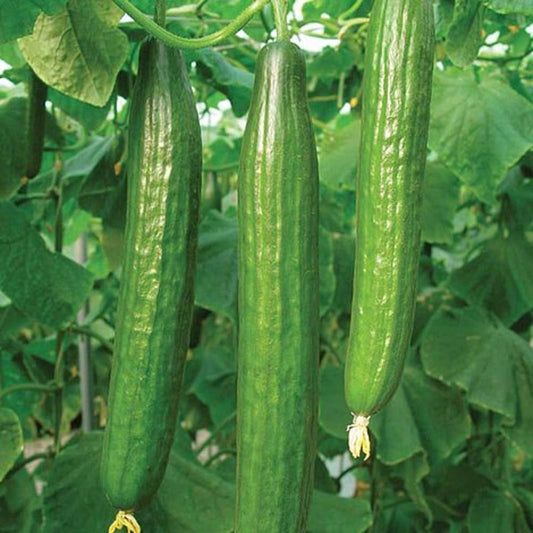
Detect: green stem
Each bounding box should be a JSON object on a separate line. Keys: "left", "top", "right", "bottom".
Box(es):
{"left": 52, "top": 154, "right": 64, "bottom": 254}
{"left": 336, "top": 462, "right": 359, "bottom": 481}
{"left": 70, "top": 325, "right": 114, "bottom": 353}
{"left": 154, "top": 0, "right": 166, "bottom": 26}
{"left": 196, "top": 0, "right": 211, "bottom": 14}
{"left": 339, "top": 0, "right": 364, "bottom": 23}
{"left": 113, "top": 0, "right": 270, "bottom": 49}
{"left": 203, "top": 161, "right": 239, "bottom": 173}
{"left": 13, "top": 192, "right": 50, "bottom": 205}
{"left": 119, "top": 17, "right": 264, "bottom": 28}
{"left": 0, "top": 382, "right": 57, "bottom": 401}
{"left": 5, "top": 452, "right": 52, "bottom": 480}
{"left": 195, "top": 411, "right": 236, "bottom": 455}
{"left": 272, "top": 0, "right": 289, "bottom": 41}
{"left": 53, "top": 331, "right": 66, "bottom": 454}
{"left": 204, "top": 448, "right": 236, "bottom": 467}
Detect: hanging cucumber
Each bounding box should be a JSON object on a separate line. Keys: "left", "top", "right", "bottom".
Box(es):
{"left": 100, "top": 38, "right": 202, "bottom": 527}
{"left": 344, "top": 0, "right": 435, "bottom": 459}
{"left": 235, "top": 40, "right": 320, "bottom": 532}
{"left": 25, "top": 70, "right": 48, "bottom": 180}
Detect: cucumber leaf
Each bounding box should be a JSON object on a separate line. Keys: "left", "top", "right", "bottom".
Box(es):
{"left": 0, "top": 202, "right": 94, "bottom": 329}
{"left": 195, "top": 209, "right": 239, "bottom": 322}
{"left": 429, "top": 70, "right": 533, "bottom": 204}
{"left": 448, "top": 232, "right": 533, "bottom": 326}
{"left": 18, "top": 0, "right": 128, "bottom": 106}
{"left": 421, "top": 161, "right": 460, "bottom": 244}
{"left": 318, "top": 116, "right": 360, "bottom": 190}
{"left": 0, "top": 0, "right": 67, "bottom": 44}
{"left": 486, "top": 0, "right": 533, "bottom": 15}
{"left": 421, "top": 305, "right": 533, "bottom": 453}
{"left": 0, "top": 408, "right": 23, "bottom": 481}
{"left": 0, "top": 467, "right": 41, "bottom": 532}
{"left": 445, "top": 0, "right": 486, "bottom": 67}
{"left": 188, "top": 48, "right": 253, "bottom": 118}
{"left": 467, "top": 489, "right": 530, "bottom": 532}
{"left": 0, "top": 305, "right": 31, "bottom": 340}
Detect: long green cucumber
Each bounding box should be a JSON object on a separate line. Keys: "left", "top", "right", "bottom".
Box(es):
{"left": 344, "top": 0, "right": 435, "bottom": 459}
{"left": 236, "top": 41, "right": 319, "bottom": 532}
{"left": 25, "top": 70, "right": 47, "bottom": 180}
{"left": 101, "top": 39, "right": 202, "bottom": 515}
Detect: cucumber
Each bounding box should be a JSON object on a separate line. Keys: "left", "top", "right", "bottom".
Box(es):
{"left": 344, "top": 0, "right": 435, "bottom": 459}
{"left": 236, "top": 41, "right": 319, "bottom": 532}
{"left": 101, "top": 39, "right": 202, "bottom": 513}
{"left": 25, "top": 70, "right": 47, "bottom": 180}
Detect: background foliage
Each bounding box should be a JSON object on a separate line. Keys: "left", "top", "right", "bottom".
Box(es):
{"left": 0, "top": 0, "right": 532, "bottom": 531}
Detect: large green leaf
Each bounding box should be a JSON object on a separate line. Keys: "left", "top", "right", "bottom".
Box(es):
{"left": 448, "top": 232, "right": 533, "bottom": 326}
{"left": 48, "top": 88, "right": 112, "bottom": 131}
{"left": 190, "top": 48, "right": 254, "bottom": 118}
{"left": 445, "top": 0, "right": 486, "bottom": 67}
{"left": 421, "top": 161, "right": 460, "bottom": 244}
{"left": 318, "top": 116, "right": 360, "bottom": 190}
{"left": 0, "top": 467, "right": 41, "bottom": 532}
{"left": 375, "top": 366, "right": 471, "bottom": 466}
{"left": 385, "top": 453, "right": 432, "bottom": 521}
{"left": 0, "top": 202, "right": 94, "bottom": 329}
{"left": 486, "top": 0, "right": 533, "bottom": 15}
{"left": 0, "top": 98, "right": 34, "bottom": 200}
{"left": 195, "top": 209, "right": 239, "bottom": 322}
{"left": 0, "top": 305, "right": 30, "bottom": 340}
{"left": 429, "top": 70, "right": 533, "bottom": 203}
{"left": 319, "top": 184, "right": 355, "bottom": 235}
{"left": 319, "top": 226, "right": 336, "bottom": 316}
{"left": 29, "top": 135, "right": 114, "bottom": 194}
{"left": 421, "top": 305, "right": 533, "bottom": 453}
{"left": 0, "top": 0, "right": 67, "bottom": 43}
{"left": 302, "top": 0, "right": 358, "bottom": 19}
{"left": 189, "top": 343, "right": 236, "bottom": 426}
{"left": 43, "top": 431, "right": 372, "bottom": 532}
{"left": 19, "top": 0, "right": 128, "bottom": 106}
{"left": 318, "top": 363, "right": 470, "bottom": 465}
{"left": 0, "top": 408, "right": 23, "bottom": 481}
{"left": 0, "top": 353, "right": 43, "bottom": 427}
{"left": 467, "top": 489, "right": 530, "bottom": 533}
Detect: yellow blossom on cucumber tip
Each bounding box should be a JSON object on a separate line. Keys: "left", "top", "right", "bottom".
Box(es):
{"left": 347, "top": 414, "right": 371, "bottom": 461}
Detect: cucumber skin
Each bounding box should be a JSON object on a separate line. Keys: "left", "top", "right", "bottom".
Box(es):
{"left": 345, "top": 0, "right": 435, "bottom": 416}
{"left": 236, "top": 41, "right": 319, "bottom": 533}
{"left": 101, "top": 39, "right": 202, "bottom": 511}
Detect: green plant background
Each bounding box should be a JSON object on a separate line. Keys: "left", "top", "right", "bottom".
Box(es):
{"left": 0, "top": 0, "right": 532, "bottom": 531}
